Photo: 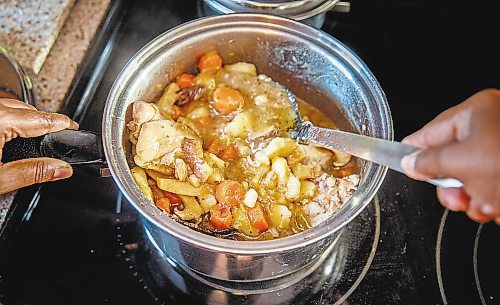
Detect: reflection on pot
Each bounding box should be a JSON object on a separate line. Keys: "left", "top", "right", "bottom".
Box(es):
{"left": 143, "top": 219, "right": 336, "bottom": 281}
{"left": 130, "top": 196, "right": 380, "bottom": 305}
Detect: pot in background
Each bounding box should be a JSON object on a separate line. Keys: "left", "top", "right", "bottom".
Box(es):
{"left": 198, "top": 0, "right": 351, "bottom": 29}
{"left": 0, "top": 47, "right": 34, "bottom": 103}
{"left": 103, "top": 13, "right": 392, "bottom": 282}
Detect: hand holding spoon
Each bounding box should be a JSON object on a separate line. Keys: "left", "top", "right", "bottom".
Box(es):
{"left": 284, "top": 90, "right": 463, "bottom": 188}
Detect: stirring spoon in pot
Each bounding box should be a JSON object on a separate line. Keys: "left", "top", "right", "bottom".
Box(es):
{"left": 283, "top": 89, "right": 463, "bottom": 188}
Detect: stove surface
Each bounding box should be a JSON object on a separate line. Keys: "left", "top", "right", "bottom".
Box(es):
{"left": 0, "top": 0, "right": 498, "bottom": 304}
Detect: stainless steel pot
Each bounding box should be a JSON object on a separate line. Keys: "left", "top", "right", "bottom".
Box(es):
{"left": 198, "top": 0, "right": 351, "bottom": 29}
{"left": 0, "top": 47, "right": 34, "bottom": 104}
{"left": 103, "top": 14, "right": 392, "bottom": 282}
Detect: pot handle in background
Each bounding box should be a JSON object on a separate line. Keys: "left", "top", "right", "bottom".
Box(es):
{"left": 330, "top": 1, "right": 350, "bottom": 13}
{"left": 1, "top": 130, "right": 111, "bottom": 177}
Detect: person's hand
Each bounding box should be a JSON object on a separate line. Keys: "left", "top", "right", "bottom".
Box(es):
{"left": 0, "top": 98, "right": 79, "bottom": 194}
{"left": 401, "top": 89, "right": 500, "bottom": 224}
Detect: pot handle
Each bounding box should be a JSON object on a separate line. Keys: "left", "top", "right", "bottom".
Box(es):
{"left": 330, "top": 1, "right": 350, "bottom": 13}
{"left": 2, "top": 130, "right": 110, "bottom": 176}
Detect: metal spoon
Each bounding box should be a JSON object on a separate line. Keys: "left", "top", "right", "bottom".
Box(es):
{"left": 284, "top": 89, "right": 463, "bottom": 188}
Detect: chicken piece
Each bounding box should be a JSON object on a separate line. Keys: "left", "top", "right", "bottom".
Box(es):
{"left": 182, "top": 138, "right": 213, "bottom": 182}
{"left": 133, "top": 159, "right": 175, "bottom": 177}
{"left": 133, "top": 101, "right": 162, "bottom": 125}
{"left": 332, "top": 150, "right": 352, "bottom": 167}
{"left": 135, "top": 119, "right": 198, "bottom": 165}
{"left": 127, "top": 101, "right": 163, "bottom": 143}
{"left": 249, "top": 126, "right": 278, "bottom": 151}
{"left": 337, "top": 174, "right": 360, "bottom": 202}
{"left": 302, "top": 173, "right": 360, "bottom": 226}
{"left": 299, "top": 144, "right": 334, "bottom": 170}
{"left": 177, "top": 117, "right": 202, "bottom": 138}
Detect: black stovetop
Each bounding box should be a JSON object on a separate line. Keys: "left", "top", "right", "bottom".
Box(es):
{"left": 0, "top": 1, "right": 499, "bottom": 304}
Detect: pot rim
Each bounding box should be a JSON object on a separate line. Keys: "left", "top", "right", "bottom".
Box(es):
{"left": 103, "top": 13, "right": 391, "bottom": 255}
{"left": 203, "top": 0, "right": 341, "bottom": 20}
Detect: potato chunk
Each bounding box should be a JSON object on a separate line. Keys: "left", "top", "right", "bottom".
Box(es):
{"left": 224, "top": 62, "right": 257, "bottom": 76}
{"left": 300, "top": 144, "right": 334, "bottom": 169}
{"left": 291, "top": 163, "right": 314, "bottom": 179}
{"left": 131, "top": 166, "right": 154, "bottom": 203}
{"left": 269, "top": 204, "right": 292, "bottom": 229}
{"left": 232, "top": 207, "right": 259, "bottom": 236}
{"left": 199, "top": 194, "right": 217, "bottom": 213}
{"left": 300, "top": 180, "right": 317, "bottom": 199}
{"left": 157, "top": 178, "right": 202, "bottom": 196}
{"left": 243, "top": 188, "right": 258, "bottom": 208}
{"left": 285, "top": 175, "right": 301, "bottom": 201}
{"left": 224, "top": 112, "right": 253, "bottom": 138}
{"left": 271, "top": 157, "right": 290, "bottom": 183}
{"left": 264, "top": 137, "right": 297, "bottom": 159}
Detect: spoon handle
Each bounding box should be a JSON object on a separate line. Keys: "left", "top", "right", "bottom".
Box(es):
{"left": 295, "top": 123, "right": 463, "bottom": 188}
{"left": 2, "top": 130, "right": 104, "bottom": 165}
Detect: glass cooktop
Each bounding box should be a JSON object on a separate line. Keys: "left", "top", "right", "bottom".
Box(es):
{"left": 0, "top": 0, "right": 498, "bottom": 304}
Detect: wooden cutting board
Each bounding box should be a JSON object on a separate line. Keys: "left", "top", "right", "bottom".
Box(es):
{"left": 33, "top": 0, "right": 112, "bottom": 112}
{"left": 0, "top": 0, "right": 77, "bottom": 75}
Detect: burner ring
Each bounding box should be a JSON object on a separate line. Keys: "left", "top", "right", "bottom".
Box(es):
{"left": 436, "top": 208, "right": 449, "bottom": 304}
{"left": 473, "top": 224, "right": 487, "bottom": 305}
{"left": 114, "top": 194, "right": 381, "bottom": 304}
{"left": 436, "top": 209, "right": 499, "bottom": 305}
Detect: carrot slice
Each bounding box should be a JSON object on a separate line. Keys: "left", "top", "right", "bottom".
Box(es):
{"left": 196, "top": 116, "right": 213, "bottom": 127}
{"left": 175, "top": 73, "right": 195, "bottom": 89}
{"left": 220, "top": 145, "right": 239, "bottom": 161}
{"left": 161, "top": 191, "right": 183, "bottom": 213}
{"left": 198, "top": 50, "right": 222, "bottom": 72}
{"left": 150, "top": 183, "right": 165, "bottom": 201}
{"left": 149, "top": 183, "right": 172, "bottom": 213}
{"left": 156, "top": 197, "right": 171, "bottom": 213}
{"left": 208, "top": 138, "right": 225, "bottom": 155}
{"left": 247, "top": 203, "right": 269, "bottom": 231}
{"left": 215, "top": 180, "right": 244, "bottom": 207}
{"left": 212, "top": 86, "right": 244, "bottom": 115}
{"left": 210, "top": 204, "right": 233, "bottom": 230}
{"left": 163, "top": 191, "right": 183, "bottom": 205}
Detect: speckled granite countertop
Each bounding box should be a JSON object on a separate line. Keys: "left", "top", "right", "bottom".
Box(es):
{"left": 0, "top": 191, "right": 16, "bottom": 228}
{"left": 0, "top": 0, "right": 111, "bottom": 229}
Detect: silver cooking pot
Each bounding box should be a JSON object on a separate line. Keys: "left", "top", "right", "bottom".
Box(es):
{"left": 4, "top": 14, "right": 392, "bottom": 282}
{"left": 198, "top": 0, "right": 351, "bottom": 29}
{"left": 104, "top": 13, "right": 391, "bottom": 282}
